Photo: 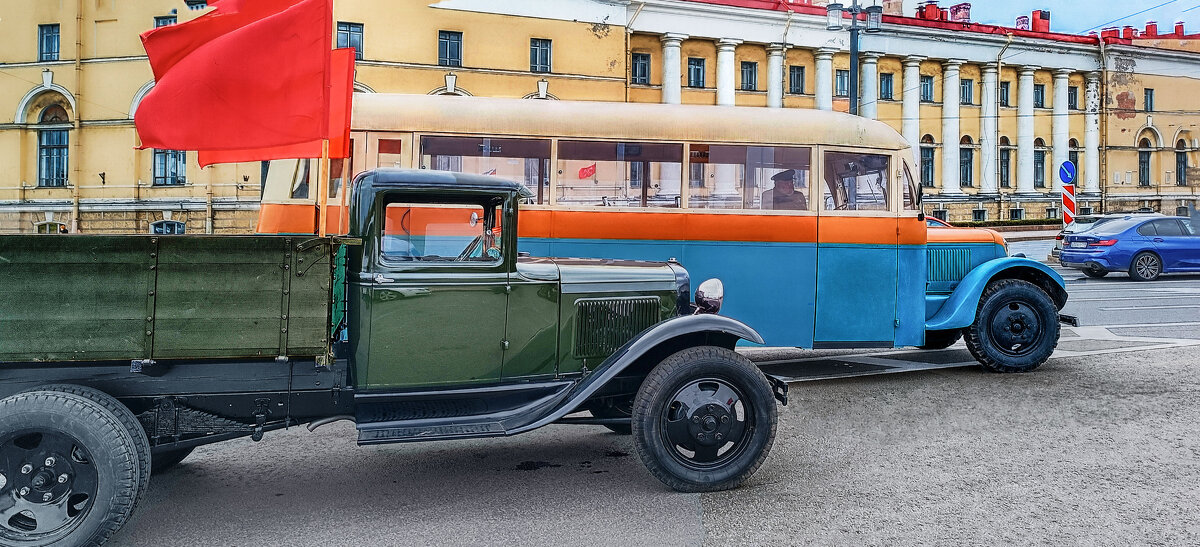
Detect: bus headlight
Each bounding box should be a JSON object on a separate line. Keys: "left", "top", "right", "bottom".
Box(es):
{"left": 694, "top": 278, "right": 724, "bottom": 315}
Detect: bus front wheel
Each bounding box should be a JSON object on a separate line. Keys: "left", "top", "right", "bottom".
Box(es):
{"left": 964, "top": 279, "right": 1060, "bottom": 373}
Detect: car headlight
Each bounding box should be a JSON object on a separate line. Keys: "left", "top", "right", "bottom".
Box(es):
{"left": 694, "top": 278, "right": 724, "bottom": 315}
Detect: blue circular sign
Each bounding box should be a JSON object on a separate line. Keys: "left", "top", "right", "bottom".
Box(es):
{"left": 1059, "top": 161, "right": 1077, "bottom": 184}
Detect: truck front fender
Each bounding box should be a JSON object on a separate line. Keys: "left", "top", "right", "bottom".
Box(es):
{"left": 925, "top": 257, "right": 1068, "bottom": 332}
{"left": 507, "top": 314, "right": 763, "bottom": 435}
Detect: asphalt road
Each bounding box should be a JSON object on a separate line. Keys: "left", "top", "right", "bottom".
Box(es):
{"left": 110, "top": 241, "right": 1200, "bottom": 546}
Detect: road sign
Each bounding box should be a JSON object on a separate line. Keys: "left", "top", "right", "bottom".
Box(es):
{"left": 1062, "top": 183, "right": 1076, "bottom": 226}
{"left": 1059, "top": 161, "right": 1077, "bottom": 184}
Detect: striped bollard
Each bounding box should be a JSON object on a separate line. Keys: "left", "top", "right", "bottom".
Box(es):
{"left": 1062, "top": 183, "right": 1075, "bottom": 226}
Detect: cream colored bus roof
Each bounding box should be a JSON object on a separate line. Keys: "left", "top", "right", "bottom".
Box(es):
{"left": 352, "top": 94, "right": 911, "bottom": 151}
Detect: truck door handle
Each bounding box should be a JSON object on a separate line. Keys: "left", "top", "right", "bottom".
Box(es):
{"left": 372, "top": 273, "right": 395, "bottom": 283}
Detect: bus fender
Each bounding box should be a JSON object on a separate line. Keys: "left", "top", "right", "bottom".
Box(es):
{"left": 508, "top": 314, "right": 766, "bottom": 435}
{"left": 925, "top": 257, "right": 1068, "bottom": 332}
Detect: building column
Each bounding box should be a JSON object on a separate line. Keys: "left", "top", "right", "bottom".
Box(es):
{"left": 902, "top": 56, "right": 924, "bottom": 164}
{"left": 1016, "top": 66, "right": 1038, "bottom": 194}
{"left": 715, "top": 38, "right": 742, "bottom": 107}
{"left": 860, "top": 52, "right": 880, "bottom": 120}
{"left": 940, "top": 59, "right": 963, "bottom": 195}
{"left": 815, "top": 48, "right": 836, "bottom": 111}
{"left": 1052, "top": 69, "right": 1071, "bottom": 193}
{"left": 660, "top": 33, "right": 688, "bottom": 105}
{"left": 766, "top": 43, "right": 786, "bottom": 108}
{"left": 1084, "top": 71, "right": 1101, "bottom": 195}
{"left": 979, "top": 65, "right": 999, "bottom": 194}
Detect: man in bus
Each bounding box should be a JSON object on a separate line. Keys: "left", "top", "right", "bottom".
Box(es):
{"left": 761, "top": 169, "right": 807, "bottom": 210}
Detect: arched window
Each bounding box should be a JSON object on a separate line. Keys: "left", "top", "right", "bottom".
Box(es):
{"left": 37, "top": 105, "right": 70, "bottom": 187}
{"left": 1068, "top": 138, "right": 1081, "bottom": 170}
{"left": 1176, "top": 139, "right": 1188, "bottom": 186}
{"left": 1139, "top": 138, "right": 1153, "bottom": 187}
{"left": 151, "top": 220, "right": 185, "bottom": 235}
{"left": 959, "top": 136, "right": 974, "bottom": 187}
{"left": 35, "top": 221, "right": 67, "bottom": 234}
{"left": 919, "top": 134, "right": 936, "bottom": 187}
{"left": 999, "top": 136, "right": 1012, "bottom": 188}
{"left": 1033, "top": 138, "right": 1048, "bottom": 188}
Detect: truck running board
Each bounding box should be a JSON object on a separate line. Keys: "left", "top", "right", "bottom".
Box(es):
{"left": 358, "top": 422, "right": 506, "bottom": 444}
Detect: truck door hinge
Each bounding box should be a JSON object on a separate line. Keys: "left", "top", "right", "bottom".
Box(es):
{"left": 501, "top": 340, "right": 510, "bottom": 350}
{"left": 895, "top": 319, "right": 901, "bottom": 327}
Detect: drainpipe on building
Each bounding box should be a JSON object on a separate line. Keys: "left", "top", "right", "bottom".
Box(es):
{"left": 996, "top": 33, "right": 1013, "bottom": 220}
{"left": 1098, "top": 38, "right": 1109, "bottom": 214}
{"left": 625, "top": 2, "right": 645, "bottom": 104}
{"left": 71, "top": 0, "right": 83, "bottom": 233}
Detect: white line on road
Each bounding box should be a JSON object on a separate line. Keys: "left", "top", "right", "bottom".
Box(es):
{"left": 1071, "top": 295, "right": 1200, "bottom": 302}
{"left": 1099, "top": 305, "right": 1200, "bottom": 311}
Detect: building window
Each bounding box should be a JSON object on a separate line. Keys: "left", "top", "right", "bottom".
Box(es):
{"left": 36, "top": 222, "right": 67, "bottom": 234}
{"left": 1033, "top": 84, "right": 1046, "bottom": 108}
{"left": 1068, "top": 86, "right": 1079, "bottom": 110}
{"left": 741, "top": 62, "right": 758, "bottom": 91}
{"left": 38, "top": 24, "right": 60, "bottom": 62}
{"left": 631, "top": 53, "right": 650, "bottom": 85}
{"left": 530, "top": 39, "right": 552, "bottom": 73}
{"left": 1079, "top": 206, "right": 1094, "bottom": 215}
{"left": 931, "top": 209, "right": 948, "bottom": 221}
{"left": 151, "top": 220, "right": 186, "bottom": 235}
{"left": 1046, "top": 207, "right": 1059, "bottom": 219}
{"left": 153, "top": 149, "right": 187, "bottom": 186}
{"left": 973, "top": 209, "right": 987, "bottom": 221}
{"left": 1177, "top": 140, "right": 1188, "bottom": 186}
{"left": 1000, "top": 81, "right": 1011, "bottom": 107}
{"left": 960, "top": 147, "right": 974, "bottom": 187}
{"left": 154, "top": 16, "right": 177, "bottom": 27}
{"left": 38, "top": 130, "right": 69, "bottom": 187}
{"left": 336, "top": 22, "right": 363, "bottom": 60}
{"left": 879, "top": 73, "right": 894, "bottom": 100}
{"left": 1139, "top": 139, "right": 1152, "bottom": 187}
{"left": 960, "top": 79, "right": 974, "bottom": 105}
{"left": 688, "top": 58, "right": 705, "bottom": 88}
{"left": 1179, "top": 205, "right": 1192, "bottom": 217}
{"left": 1009, "top": 208, "right": 1025, "bottom": 220}
{"left": 1069, "top": 147, "right": 1079, "bottom": 170}
{"left": 789, "top": 66, "right": 805, "bottom": 94}
{"left": 1000, "top": 148, "right": 1011, "bottom": 188}
{"left": 1034, "top": 149, "right": 1046, "bottom": 188}
{"left": 438, "top": 31, "right": 462, "bottom": 67}
{"left": 186, "top": 0, "right": 207, "bottom": 10}
{"left": 920, "top": 146, "right": 935, "bottom": 187}
{"left": 835, "top": 69, "right": 849, "bottom": 97}
{"left": 1145, "top": 88, "right": 1155, "bottom": 112}
{"left": 920, "top": 75, "right": 934, "bottom": 102}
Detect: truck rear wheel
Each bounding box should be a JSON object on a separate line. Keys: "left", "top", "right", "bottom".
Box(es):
{"left": 964, "top": 279, "right": 1060, "bottom": 373}
{"left": 0, "top": 391, "right": 142, "bottom": 547}
{"left": 631, "top": 346, "right": 777, "bottom": 493}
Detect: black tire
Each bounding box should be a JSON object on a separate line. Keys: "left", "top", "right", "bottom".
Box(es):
{"left": 918, "top": 329, "right": 961, "bottom": 350}
{"left": 150, "top": 447, "right": 195, "bottom": 474}
{"left": 1082, "top": 267, "right": 1108, "bottom": 279}
{"left": 631, "top": 346, "right": 777, "bottom": 493}
{"left": 1129, "top": 251, "right": 1162, "bottom": 281}
{"left": 0, "top": 391, "right": 142, "bottom": 547}
{"left": 587, "top": 400, "right": 633, "bottom": 435}
{"left": 33, "top": 385, "right": 150, "bottom": 510}
{"left": 964, "top": 279, "right": 1060, "bottom": 373}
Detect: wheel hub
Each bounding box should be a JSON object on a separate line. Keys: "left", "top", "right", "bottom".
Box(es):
{"left": 689, "top": 404, "right": 731, "bottom": 444}
{"left": 661, "top": 379, "right": 753, "bottom": 470}
{"left": 14, "top": 454, "right": 73, "bottom": 504}
{"left": 989, "top": 302, "right": 1043, "bottom": 356}
{"left": 1, "top": 431, "right": 95, "bottom": 541}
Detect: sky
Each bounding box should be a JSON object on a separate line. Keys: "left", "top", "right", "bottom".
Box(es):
{"left": 899, "top": 0, "right": 1200, "bottom": 34}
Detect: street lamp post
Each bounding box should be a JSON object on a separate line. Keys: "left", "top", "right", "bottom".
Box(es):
{"left": 826, "top": 1, "right": 883, "bottom": 116}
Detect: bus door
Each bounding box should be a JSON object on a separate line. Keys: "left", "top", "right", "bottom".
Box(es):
{"left": 813, "top": 149, "right": 899, "bottom": 347}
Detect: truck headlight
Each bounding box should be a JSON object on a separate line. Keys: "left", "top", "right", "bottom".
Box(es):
{"left": 694, "top": 278, "right": 724, "bottom": 314}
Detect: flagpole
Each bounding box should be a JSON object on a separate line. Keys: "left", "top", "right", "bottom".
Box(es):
{"left": 338, "top": 152, "right": 350, "bottom": 234}
{"left": 317, "top": 139, "right": 330, "bottom": 237}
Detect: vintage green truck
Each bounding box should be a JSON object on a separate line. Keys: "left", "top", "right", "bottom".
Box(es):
{"left": 0, "top": 169, "right": 787, "bottom": 546}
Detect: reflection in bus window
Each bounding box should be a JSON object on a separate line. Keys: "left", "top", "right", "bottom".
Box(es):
{"left": 382, "top": 202, "right": 502, "bottom": 263}
{"left": 420, "top": 136, "right": 551, "bottom": 203}
{"left": 378, "top": 139, "right": 404, "bottom": 169}
{"left": 688, "top": 145, "right": 811, "bottom": 211}
{"left": 557, "top": 141, "right": 683, "bottom": 208}
{"left": 823, "top": 152, "right": 890, "bottom": 211}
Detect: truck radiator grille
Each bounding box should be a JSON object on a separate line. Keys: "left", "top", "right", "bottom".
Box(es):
{"left": 574, "top": 297, "right": 660, "bottom": 359}
{"left": 927, "top": 247, "right": 973, "bottom": 283}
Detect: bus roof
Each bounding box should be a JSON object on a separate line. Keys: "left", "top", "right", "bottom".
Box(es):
{"left": 352, "top": 94, "right": 911, "bottom": 151}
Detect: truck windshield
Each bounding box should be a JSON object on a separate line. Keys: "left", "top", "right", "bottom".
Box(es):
{"left": 382, "top": 202, "right": 502, "bottom": 263}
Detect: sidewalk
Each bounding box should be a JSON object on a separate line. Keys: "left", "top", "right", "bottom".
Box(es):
{"left": 998, "top": 229, "right": 1060, "bottom": 242}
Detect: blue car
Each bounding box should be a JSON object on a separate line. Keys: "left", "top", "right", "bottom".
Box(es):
{"left": 1060, "top": 216, "right": 1199, "bottom": 281}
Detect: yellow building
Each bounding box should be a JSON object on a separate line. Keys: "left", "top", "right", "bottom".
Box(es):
{"left": 1, "top": 0, "right": 1198, "bottom": 233}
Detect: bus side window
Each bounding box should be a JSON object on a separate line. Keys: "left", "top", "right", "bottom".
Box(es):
{"left": 557, "top": 140, "right": 683, "bottom": 208}
{"left": 688, "top": 145, "right": 811, "bottom": 211}
{"left": 822, "top": 152, "right": 889, "bottom": 211}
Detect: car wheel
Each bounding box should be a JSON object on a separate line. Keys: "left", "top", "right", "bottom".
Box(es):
{"left": 0, "top": 391, "right": 142, "bottom": 547}
{"left": 1129, "top": 252, "right": 1162, "bottom": 281}
{"left": 1082, "top": 267, "right": 1108, "bottom": 278}
{"left": 964, "top": 279, "right": 1060, "bottom": 373}
{"left": 919, "top": 329, "right": 961, "bottom": 350}
{"left": 631, "top": 346, "right": 777, "bottom": 493}
{"left": 587, "top": 399, "right": 633, "bottom": 435}
{"left": 150, "top": 447, "right": 195, "bottom": 474}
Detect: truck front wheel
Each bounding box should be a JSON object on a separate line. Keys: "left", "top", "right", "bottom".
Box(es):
{"left": 964, "top": 279, "right": 1060, "bottom": 373}
{"left": 631, "top": 346, "right": 777, "bottom": 493}
{"left": 0, "top": 391, "right": 142, "bottom": 547}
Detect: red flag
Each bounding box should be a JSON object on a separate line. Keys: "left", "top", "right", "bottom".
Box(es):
{"left": 578, "top": 163, "right": 597, "bottom": 179}
{"left": 135, "top": 0, "right": 332, "bottom": 151}
{"left": 197, "top": 48, "right": 354, "bottom": 167}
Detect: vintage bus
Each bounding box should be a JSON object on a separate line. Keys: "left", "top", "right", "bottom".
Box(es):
{"left": 259, "top": 94, "right": 1069, "bottom": 371}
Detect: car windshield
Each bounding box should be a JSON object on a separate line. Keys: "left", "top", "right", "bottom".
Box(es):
{"left": 1088, "top": 218, "right": 1141, "bottom": 236}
